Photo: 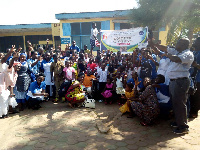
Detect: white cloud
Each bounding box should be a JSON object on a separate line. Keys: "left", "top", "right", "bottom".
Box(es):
{"left": 0, "top": 0, "right": 137, "bottom": 25}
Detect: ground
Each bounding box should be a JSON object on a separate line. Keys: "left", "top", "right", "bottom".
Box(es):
{"left": 0, "top": 101, "right": 200, "bottom": 150}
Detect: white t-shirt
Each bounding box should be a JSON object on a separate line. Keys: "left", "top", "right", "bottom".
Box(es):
{"left": 90, "top": 28, "right": 98, "bottom": 40}
{"left": 98, "top": 69, "right": 107, "bottom": 82}
{"left": 166, "top": 48, "right": 194, "bottom": 79}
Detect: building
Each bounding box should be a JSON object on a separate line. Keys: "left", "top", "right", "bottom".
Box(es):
{"left": 0, "top": 10, "right": 168, "bottom": 52}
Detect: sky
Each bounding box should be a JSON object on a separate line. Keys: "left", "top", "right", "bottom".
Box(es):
{"left": 0, "top": 0, "right": 138, "bottom": 25}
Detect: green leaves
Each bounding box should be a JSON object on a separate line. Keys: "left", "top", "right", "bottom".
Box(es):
{"left": 129, "top": 0, "right": 200, "bottom": 45}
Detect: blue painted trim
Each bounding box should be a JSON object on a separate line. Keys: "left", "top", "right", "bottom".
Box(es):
{"left": 115, "top": 23, "right": 120, "bottom": 30}
{"left": 63, "top": 23, "right": 71, "bottom": 36}
{"left": 101, "top": 21, "right": 110, "bottom": 30}
{"left": 0, "top": 23, "right": 51, "bottom": 29}
{"left": 159, "top": 27, "right": 166, "bottom": 31}
{"left": 56, "top": 10, "right": 130, "bottom": 20}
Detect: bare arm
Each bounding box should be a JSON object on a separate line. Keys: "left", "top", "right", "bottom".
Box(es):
{"left": 166, "top": 53, "right": 181, "bottom": 63}
{"left": 192, "top": 61, "right": 200, "bottom": 70}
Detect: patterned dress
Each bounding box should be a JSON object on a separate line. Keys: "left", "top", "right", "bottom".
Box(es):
{"left": 15, "top": 62, "right": 31, "bottom": 100}
{"left": 65, "top": 81, "right": 85, "bottom": 103}
{"left": 131, "top": 85, "right": 160, "bottom": 124}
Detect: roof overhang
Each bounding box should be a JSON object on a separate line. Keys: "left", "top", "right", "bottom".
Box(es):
{"left": 0, "top": 23, "right": 52, "bottom": 34}
{"left": 55, "top": 10, "right": 131, "bottom": 20}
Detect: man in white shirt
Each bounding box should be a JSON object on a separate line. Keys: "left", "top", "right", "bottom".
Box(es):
{"left": 90, "top": 22, "right": 98, "bottom": 55}
{"left": 152, "top": 38, "right": 194, "bottom": 134}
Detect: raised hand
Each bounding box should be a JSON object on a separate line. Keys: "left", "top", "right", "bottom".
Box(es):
{"left": 17, "top": 47, "right": 22, "bottom": 52}
{"left": 11, "top": 45, "right": 16, "bottom": 52}
{"left": 135, "top": 77, "right": 141, "bottom": 87}
{"left": 27, "top": 41, "right": 32, "bottom": 47}
{"left": 139, "top": 55, "right": 142, "bottom": 60}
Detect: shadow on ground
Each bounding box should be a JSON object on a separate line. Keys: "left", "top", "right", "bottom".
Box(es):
{"left": 1, "top": 101, "right": 200, "bottom": 150}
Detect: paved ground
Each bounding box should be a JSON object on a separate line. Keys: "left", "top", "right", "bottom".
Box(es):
{"left": 0, "top": 101, "right": 200, "bottom": 150}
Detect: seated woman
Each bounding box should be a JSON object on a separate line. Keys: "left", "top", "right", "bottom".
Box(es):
{"left": 127, "top": 77, "right": 160, "bottom": 126}
{"left": 27, "top": 73, "right": 49, "bottom": 110}
{"left": 65, "top": 73, "right": 86, "bottom": 108}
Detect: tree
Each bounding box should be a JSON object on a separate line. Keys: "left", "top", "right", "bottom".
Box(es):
{"left": 129, "top": 0, "right": 200, "bottom": 45}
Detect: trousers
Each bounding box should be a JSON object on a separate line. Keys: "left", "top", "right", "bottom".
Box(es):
{"left": 169, "top": 78, "right": 190, "bottom": 129}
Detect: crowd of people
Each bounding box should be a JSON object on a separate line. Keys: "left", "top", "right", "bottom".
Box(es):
{"left": 0, "top": 36, "right": 199, "bottom": 135}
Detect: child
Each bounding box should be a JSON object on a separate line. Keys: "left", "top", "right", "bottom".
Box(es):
{"left": 114, "top": 72, "right": 125, "bottom": 105}
{"left": 82, "top": 69, "right": 96, "bottom": 98}
{"left": 63, "top": 60, "right": 75, "bottom": 83}
{"left": 101, "top": 77, "right": 114, "bottom": 104}
{"left": 97, "top": 63, "right": 107, "bottom": 102}
{"left": 119, "top": 83, "right": 137, "bottom": 115}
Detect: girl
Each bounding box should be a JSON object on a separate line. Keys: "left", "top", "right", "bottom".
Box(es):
{"left": 101, "top": 77, "right": 114, "bottom": 104}
{"left": 119, "top": 83, "right": 135, "bottom": 114}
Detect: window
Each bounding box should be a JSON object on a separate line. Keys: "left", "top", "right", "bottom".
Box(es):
{"left": 120, "top": 23, "right": 132, "bottom": 30}
{"left": 71, "top": 23, "right": 80, "bottom": 35}
{"left": 70, "top": 22, "right": 101, "bottom": 50}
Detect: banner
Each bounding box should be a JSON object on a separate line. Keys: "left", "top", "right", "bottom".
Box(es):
{"left": 100, "top": 27, "right": 148, "bottom": 52}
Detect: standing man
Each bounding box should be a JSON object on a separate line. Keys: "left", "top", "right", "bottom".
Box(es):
{"left": 90, "top": 22, "right": 98, "bottom": 55}
{"left": 151, "top": 38, "right": 194, "bottom": 134}
{"left": 69, "top": 41, "right": 80, "bottom": 54}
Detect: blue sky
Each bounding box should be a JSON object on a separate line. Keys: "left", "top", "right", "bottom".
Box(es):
{"left": 0, "top": 0, "right": 138, "bottom": 25}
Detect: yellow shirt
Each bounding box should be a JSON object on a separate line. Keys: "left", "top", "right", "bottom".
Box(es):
{"left": 125, "top": 90, "right": 134, "bottom": 99}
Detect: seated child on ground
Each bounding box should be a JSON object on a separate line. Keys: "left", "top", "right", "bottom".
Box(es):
{"left": 119, "top": 82, "right": 139, "bottom": 114}
{"left": 114, "top": 72, "right": 125, "bottom": 105}
{"left": 101, "top": 77, "right": 114, "bottom": 104}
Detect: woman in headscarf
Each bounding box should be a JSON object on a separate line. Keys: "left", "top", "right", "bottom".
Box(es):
{"left": 14, "top": 53, "right": 31, "bottom": 111}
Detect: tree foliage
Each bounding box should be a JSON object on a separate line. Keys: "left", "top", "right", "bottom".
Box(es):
{"left": 129, "top": 0, "right": 200, "bottom": 45}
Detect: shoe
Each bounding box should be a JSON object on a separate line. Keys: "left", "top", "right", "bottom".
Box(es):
{"left": 170, "top": 122, "right": 178, "bottom": 127}
{"left": 99, "top": 100, "right": 103, "bottom": 103}
{"left": 173, "top": 127, "right": 189, "bottom": 134}
{"left": 62, "top": 97, "right": 65, "bottom": 103}
{"left": 53, "top": 98, "right": 58, "bottom": 103}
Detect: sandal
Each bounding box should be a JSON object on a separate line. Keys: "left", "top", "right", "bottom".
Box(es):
{"left": 68, "top": 103, "right": 74, "bottom": 108}
{"left": 140, "top": 121, "right": 148, "bottom": 126}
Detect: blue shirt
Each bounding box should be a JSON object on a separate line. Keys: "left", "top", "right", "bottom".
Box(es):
{"left": 155, "top": 83, "right": 170, "bottom": 103}
{"left": 27, "top": 59, "right": 40, "bottom": 74}
{"left": 29, "top": 81, "right": 46, "bottom": 94}
{"left": 127, "top": 77, "right": 144, "bottom": 89}
{"left": 150, "top": 54, "right": 157, "bottom": 79}
{"left": 194, "top": 50, "right": 200, "bottom": 82}
{"left": 70, "top": 45, "right": 80, "bottom": 52}
{"left": 26, "top": 81, "right": 46, "bottom": 100}
{"left": 6, "top": 56, "right": 13, "bottom": 65}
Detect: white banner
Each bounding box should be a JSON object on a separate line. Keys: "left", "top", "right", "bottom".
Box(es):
{"left": 101, "top": 27, "right": 148, "bottom": 52}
